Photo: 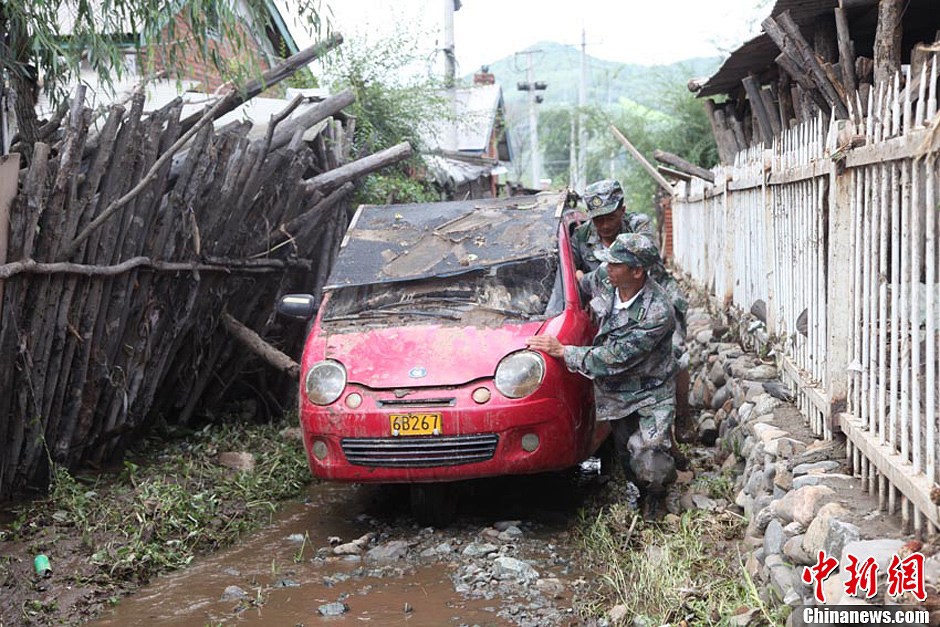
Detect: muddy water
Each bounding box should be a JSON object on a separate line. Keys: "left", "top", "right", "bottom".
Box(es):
{"left": 86, "top": 473, "right": 596, "bottom": 626}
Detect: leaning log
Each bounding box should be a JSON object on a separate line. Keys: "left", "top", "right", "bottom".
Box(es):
{"left": 178, "top": 33, "right": 345, "bottom": 134}
{"left": 742, "top": 75, "right": 776, "bottom": 145}
{"left": 222, "top": 313, "right": 300, "bottom": 377}
{"left": 834, "top": 7, "right": 858, "bottom": 95}
{"left": 653, "top": 150, "right": 715, "bottom": 183}
{"left": 304, "top": 141, "right": 413, "bottom": 194}
{"left": 764, "top": 12, "right": 849, "bottom": 119}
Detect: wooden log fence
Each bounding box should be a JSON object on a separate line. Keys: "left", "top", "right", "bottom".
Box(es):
{"left": 0, "top": 36, "right": 415, "bottom": 501}
{"left": 673, "top": 58, "right": 940, "bottom": 536}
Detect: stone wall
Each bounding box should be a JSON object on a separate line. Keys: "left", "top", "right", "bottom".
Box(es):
{"left": 684, "top": 306, "right": 940, "bottom": 623}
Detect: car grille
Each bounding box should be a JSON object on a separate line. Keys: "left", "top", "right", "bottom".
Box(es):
{"left": 376, "top": 397, "right": 456, "bottom": 408}
{"left": 340, "top": 434, "right": 499, "bottom": 468}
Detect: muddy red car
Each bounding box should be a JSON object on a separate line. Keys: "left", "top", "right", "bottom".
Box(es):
{"left": 278, "top": 192, "right": 607, "bottom": 523}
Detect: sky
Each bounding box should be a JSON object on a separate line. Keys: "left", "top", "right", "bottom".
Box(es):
{"left": 285, "top": 0, "right": 771, "bottom": 72}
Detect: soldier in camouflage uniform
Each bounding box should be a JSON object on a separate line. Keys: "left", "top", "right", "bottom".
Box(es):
{"left": 527, "top": 232, "right": 678, "bottom": 516}
{"left": 572, "top": 179, "right": 693, "bottom": 442}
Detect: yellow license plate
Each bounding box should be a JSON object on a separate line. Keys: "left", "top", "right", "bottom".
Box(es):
{"left": 390, "top": 413, "right": 442, "bottom": 436}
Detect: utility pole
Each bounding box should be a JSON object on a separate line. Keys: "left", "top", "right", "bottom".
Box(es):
{"left": 577, "top": 28, "right": 588, "bottom": 192}
{"left": 443, "top": 0, "right": 460, "bottom": 151}
{"left": 443, "top": 0, "right": 457, "bottom": 87}
{"left": 516, "top": 50, "right": 547, "bottom": 188}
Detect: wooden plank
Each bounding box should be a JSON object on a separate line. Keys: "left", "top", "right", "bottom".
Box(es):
{"left": 844, "top": 127, "right": 929, "bottom": 168}
{"left": 767, "top": 160, "right": 833, "bottom": 185}
{"left": 840, "top": 413, "right": 940, "bottom": 528}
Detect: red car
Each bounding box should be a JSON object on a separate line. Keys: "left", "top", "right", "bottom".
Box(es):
{"left": 278, "top": 192, "right": 608, "bottom": 524}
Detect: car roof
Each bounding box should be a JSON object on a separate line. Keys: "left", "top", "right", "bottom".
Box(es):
{"left": 324, "top": 192, "right": 566, "bottom": 290}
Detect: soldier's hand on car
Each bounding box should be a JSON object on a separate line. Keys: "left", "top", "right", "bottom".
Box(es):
{"left": 526, "top": 335, "right": 565, "bottom": 358}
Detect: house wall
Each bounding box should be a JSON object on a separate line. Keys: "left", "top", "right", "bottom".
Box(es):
{"left": 139, "top": 11, "right": 277, "bottom": 94}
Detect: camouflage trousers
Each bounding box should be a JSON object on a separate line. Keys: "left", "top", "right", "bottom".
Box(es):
{"left": 610, "top": 394, "right": 677, "bottom": 494}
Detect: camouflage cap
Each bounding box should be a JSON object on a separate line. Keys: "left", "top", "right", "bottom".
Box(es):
{"left": 583, "top": 179, "right": 624, "bottom": 218}
{"left": 594, "top": 232, "right": 661, "bottom": 268}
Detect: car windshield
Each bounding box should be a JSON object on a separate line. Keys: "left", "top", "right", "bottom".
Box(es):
{"left": 321, "top": 255, "right": 564, "bottom": 330}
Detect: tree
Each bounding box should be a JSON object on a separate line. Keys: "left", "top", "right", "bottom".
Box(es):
{"left": 319, "top": 31, "right": 451, "bottom": 204}
{"left": 0, "top": 0, "right": 324, "bottom": 154}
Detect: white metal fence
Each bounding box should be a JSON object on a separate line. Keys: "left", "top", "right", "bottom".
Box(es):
{"left": 673, "top": 65, "right": 940, "bottom": 535}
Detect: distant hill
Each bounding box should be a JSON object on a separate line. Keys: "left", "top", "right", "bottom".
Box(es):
{"left": 465, "top": 41, "right": 722, "bottom": 112}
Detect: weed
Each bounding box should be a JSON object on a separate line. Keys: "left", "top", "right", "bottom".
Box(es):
{"left": 294, "top": 531, "right": 310, "bottom": 563}
{"left": 578, "top": 508, "right": 766, "bottom": 625}
{"left": 8, "top": 416, "right": 310, "bottom": 588}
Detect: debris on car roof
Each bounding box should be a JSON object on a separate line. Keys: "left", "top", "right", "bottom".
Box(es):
{"left": 325, "top": 191, "right": 565, "bottom": 289}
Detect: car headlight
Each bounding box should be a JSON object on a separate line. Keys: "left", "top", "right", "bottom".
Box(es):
{"left": 494, "top": 350, "right": 545, "bottom": 399}
{"left": 305, "top": 360, "right": 347, "bottom": 405}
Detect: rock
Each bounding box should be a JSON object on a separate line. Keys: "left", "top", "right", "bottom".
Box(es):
{"left": 698, "top": 417, "right": 718, "bottom": 446}
{"left": 745, "top": 365, "right": 778, "bottom": 381}
{"left": 695, "top": 328, "right": 713, "bottom": 344}
{"left": 279, "top": 426, "right": 303, "bottom": 441}
{"left": 691, "top": 494, "right": 719, "bottom": 511}
{"left": 926, "top": 555, "right": 940, "bottom": 586}
{"left": 492, "top": 556, "right": 539, "bottom": 583}
{"left": 738, "top": 403, "right": 755, "bottom": 422}
{"left": 608, "top": 604, "right": 629, "bottom": 624}
{"left": 731, "top": 608, "right": 762, "bottom": 626}
{"left": 493, "top": 520, "right": 523, "bottom": 532}
{"left": 763, "top": 381, "right": 794, "bottom": 402}
{"left": 536, "top": 577, "right": 565, "bottom": 599}
{"left": 217, "top": 452, "right": 255, "bottom": 472}
{"left": 792, "top": 460, "right": 841, "bottom": 476}
{"left": 497, "top": 525, "right": 524, "bottom": 541}
{"left": 752, "top": 394, "right": 783, "bottom": 417}
{"left": 792, "top": 474, "right": 856, "bottom": 490}
{"left": 752, "top": 422, "right": 788, "bottom": 446}
{"left": 462, "top": 542, "right": 499, "bottom": 558}
{"left": 711, "top": 384, "right": 731, "bottom": 410}
{"left": 334, "top": 533, "right": 374, "bottom": 555}
{"left": 708, "top": 361, "right": 727, "bottom": 387}
{"left": 784, "top": 534, "right": 814, "bottom": 565}
{"left": 762, "top": 464, "right": 776, "bottom": 493}
{"left": 803, "top": 503, "right": 849, "bottom": 556}
{"left": 769, "top": 562, "right": 797, "bottom": 601}
{"left": 366, "top": 540, "right": 410, "bottom": 562}
{"left": 220, "top": 585, "right": 247, "bottom": 601}
{"left": 774, "top": 463, "right": 793, "bottom": 491}
{"left": 272, "top": 578, "right": 300, "bottom": 588}
{"left": 753, "top": 506, "right": 774, "bottom": 534}
{"left": 824, "top": 520, "right": 860, "bottom": 561}
{"left": 285, "top": 533, "right": 305, "bottom": 543}
{"left": 765, "top": 437, "right": 806, "bottom": 458}
{"left": 764, "top": 519, "right": 786, "bottom": 556}
{"left": 838, "top": 539, "right": 906, "bottom": 584}
{"left": 318, "top": 602, "right": 349, "bottom": 616}
{"left": 771, "top": 485, "right": 835, "bottom": 526}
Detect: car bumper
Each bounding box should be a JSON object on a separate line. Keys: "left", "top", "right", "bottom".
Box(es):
{"left": 300, "top": 392, "right": 599, "bottom": 483}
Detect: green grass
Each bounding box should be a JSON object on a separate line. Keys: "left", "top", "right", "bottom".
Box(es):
{"left": 576, "top": 504, "right": 789, "bottom": 626}
{"left": 8, "top": 417, "right": 311, "bottom": 585}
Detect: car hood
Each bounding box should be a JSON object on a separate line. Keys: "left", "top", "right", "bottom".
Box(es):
{"left": 324, "top": 322, "right": 545, "bottom": 388}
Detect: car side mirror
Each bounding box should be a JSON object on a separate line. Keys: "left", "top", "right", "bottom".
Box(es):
{"left": 277, "top": 294, "right": 318, "bottom": 320}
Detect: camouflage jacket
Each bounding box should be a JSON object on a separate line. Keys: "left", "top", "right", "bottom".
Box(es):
{"left": 578, "top": 252, "right": 688, "bottom": 337}
{"left": 563, "top": 276, "right": 678, "bottom": 421}
{"left": 570, "top": 213, "right": 653, "bottom": 274}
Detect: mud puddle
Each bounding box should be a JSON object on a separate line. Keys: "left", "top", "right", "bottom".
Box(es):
{"left": 86, "top": 471, "right": 599, "bottom": 626}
